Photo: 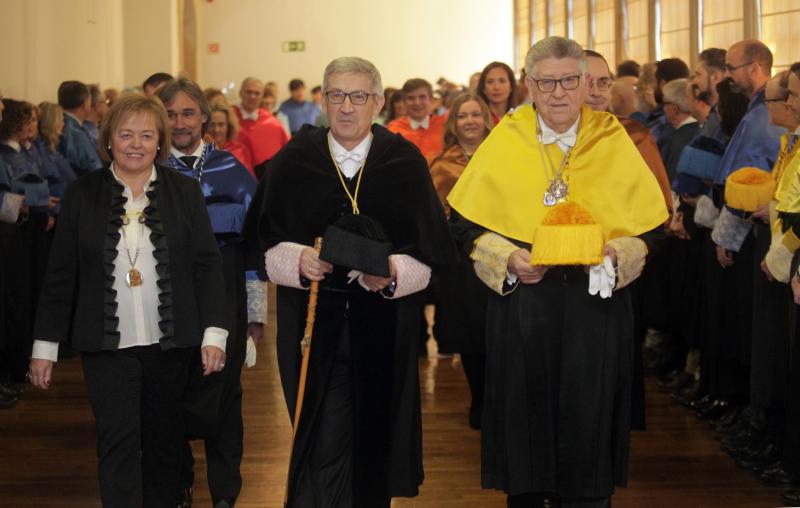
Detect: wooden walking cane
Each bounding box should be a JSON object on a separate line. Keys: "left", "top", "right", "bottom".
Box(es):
{"left": 284, "top": 236, "right": 323, "bottom": 507}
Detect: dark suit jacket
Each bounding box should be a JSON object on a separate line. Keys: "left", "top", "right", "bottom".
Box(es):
{"left": 34, "top": 164, "right": 226, "bottom": 351}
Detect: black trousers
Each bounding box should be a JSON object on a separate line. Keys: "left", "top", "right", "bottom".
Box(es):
{"left": 82, "top": 344, "right": 192, "bottom": 508}
{"left": 181, "top": 365, "right": 244, "bottom": 505}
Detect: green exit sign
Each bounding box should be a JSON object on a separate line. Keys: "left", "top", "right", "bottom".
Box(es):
{"left": 282, "top": 41, "right": 306, "bottom": 52}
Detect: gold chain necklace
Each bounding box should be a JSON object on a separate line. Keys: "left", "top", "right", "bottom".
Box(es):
{"left": 535, "top": 116, "right": 573, "bottom": 206}
{"left": 327, "top": 137, "right": 366, "bottom": 215}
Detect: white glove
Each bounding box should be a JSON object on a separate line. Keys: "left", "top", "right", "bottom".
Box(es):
{"left": 588, "top": 255, "right": 616, "bottom": 299}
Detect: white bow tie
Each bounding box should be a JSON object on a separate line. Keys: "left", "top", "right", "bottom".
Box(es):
{"left": 335, "top": 151, "right": 364, "bottom": 165}
{"left": 241, "top": 109, "right": 259, "bottom": 121}
{"left": 540, "top": 131, "right": 577, "bottom": 147}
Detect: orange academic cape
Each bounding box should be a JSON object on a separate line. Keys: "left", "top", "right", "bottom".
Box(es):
{"left": 387, "top": 114, "right": 446, "bottom": 158}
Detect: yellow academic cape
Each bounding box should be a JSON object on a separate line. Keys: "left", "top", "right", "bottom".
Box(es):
{"left": 774, "top": 132, "right": 800, "bottom": 213}
{"left": 447, "top": 104, "right": 668, "bottom": 244}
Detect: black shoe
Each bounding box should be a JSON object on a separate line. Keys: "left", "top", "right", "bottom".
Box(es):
{"left": 690, "top": 394, "right": 715, "bottom": 411}
{"left": 214, "top": 501, "right": 232, "bottom": 508}
{"left": 659, "top": 371, "right": 694, "bottom": 392}
{"left": 0, "top": 382, "right": 22, "bottom": 398}
{"left": 697, "top": 399, "right": 730, "bottom": 420}
{"left": 760, "top": 466, "right": 800, "bottom": 487}
{"left": 178, "top": 487, "right": 192, "bottom": 508}
{"left": 783, "top": 489, "right": 800, "bottom": 506}
{"left": 710, "top": 404, "right": 741, "bottom": 429}
{"left": 468, "top": 403, "right": 482, "bottom": 431}
{"left": 673, "top": 382, "right": 704, "bottom": 407}
{"left": 0, "top": 392, "right": 18, "bottom": 409}
{"left": 735, "top": 443, "right": 780, "bottom": 471}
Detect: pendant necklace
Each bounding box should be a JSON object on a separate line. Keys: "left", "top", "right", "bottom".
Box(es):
{"left": 536, "top": 117, "right": 573, "bottom": 206}
{"left": 121, "top": 211, "right": 144, "bottom": 287}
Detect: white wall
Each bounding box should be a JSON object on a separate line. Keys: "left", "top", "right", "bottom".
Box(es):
{"left": 1, "top": 0, "right": 513, "bottom": 103}
{"left": 196, "top": 0, "right": 514, "bottom": 101}
{"left": 0, "top": 0, "right": 178, "bottom": 104}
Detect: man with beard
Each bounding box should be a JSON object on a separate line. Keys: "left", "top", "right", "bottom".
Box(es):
{"left": 704, "top": 39, "right": 785, "bottom": 431}
{"left": 158, "top": 78, "right": 263, "bottom": 508}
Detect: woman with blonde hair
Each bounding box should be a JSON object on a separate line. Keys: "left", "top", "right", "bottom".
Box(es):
{"left": 207, "top": 103, "right": 254, "bottom": 175}
{"left": 35, "top": 102, "right": 75, "bottom": 201}
{"left": 429, "top": 93, "right": 493, "bottom": 429}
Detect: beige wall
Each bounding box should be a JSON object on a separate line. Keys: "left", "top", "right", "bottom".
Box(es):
{"left": 0, "top": 0, "right": 177, "bottom": 104}
{"left": 1, "top": 0, "right": 513, "bottom": 103}
{"left": 196, "top": 0, "right": 514, "bottom": 102}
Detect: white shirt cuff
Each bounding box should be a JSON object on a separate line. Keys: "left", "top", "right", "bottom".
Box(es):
{"left": 32, "top": 340, "right": 59, "bottom": 362}
{"left": 201, "top": 326, "right": 228, "bottom": 352}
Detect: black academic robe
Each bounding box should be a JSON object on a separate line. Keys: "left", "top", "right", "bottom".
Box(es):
{"left": 449, "top": 212, "right": 662, "bottom": 499}
{"left": 249, "top": 124, "right": 454, "bottom": 504}
{"left": 660, "top": 121, "right": 701, "bottom": 181}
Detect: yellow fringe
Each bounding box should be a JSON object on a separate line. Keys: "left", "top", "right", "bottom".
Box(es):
{"left": 532, "top": 223, "right": 605, "bottom": 266}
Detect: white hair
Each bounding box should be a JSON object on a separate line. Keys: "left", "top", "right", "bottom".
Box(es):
{"left": 663, "top": 78, "right": 692, "bottom": 113}
{"left": 525, "top": 36, "right": 587, "bottom": 77}
{"left": 322, "top": 57, "right": 384, "bottom": 96}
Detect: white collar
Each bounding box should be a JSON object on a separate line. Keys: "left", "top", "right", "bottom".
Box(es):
{"left": 538, "top": 114, "right": 580, "bottom": 153}
{"left": 170, "top": 141, "right": 205, "bottom": 162}
{"left": 328, "top": 131, "right": 373, "bottom": 179}
{"left": 64, "top": 111, "right": 83, "bottom": 124}
{"left": 793, "top": 125, "right": 800, "bottom": 136}
{"left": 109, "top": 163, "right": 157, "bottom": 200}
{"left": 677, "top": 116, "right": 698, "bottom": 129}
{"left": 239, "top": 106, "right": 260, "bottom": 121}
{"left": 409, "top": 115, "right": 430, "bottom": 130}
{"left": 1, "top": 139, "right": 21, "bottom": 152}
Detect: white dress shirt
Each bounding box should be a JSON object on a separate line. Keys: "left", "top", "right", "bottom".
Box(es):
{"left": 328, "top": 131, "right": 373, "bottom": 179}
{"left": 170, "top": 141, "right": 205, "bottom": 166}
{"left": 409, "top": 116, "right": 430, "bottom": 130}
{"left": 32, "top": 164, "right": 227, "bottom": 362}
{"left": 239, "top": 106, "right": 260, "bottom": 121}
{"left": 538, "top": 113, "right": 580, "bottom": 153}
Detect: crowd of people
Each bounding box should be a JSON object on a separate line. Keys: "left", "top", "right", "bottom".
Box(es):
{"left": 2, "top": 32, "right": 800, "bottom": 508}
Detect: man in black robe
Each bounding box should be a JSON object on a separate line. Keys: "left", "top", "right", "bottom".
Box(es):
{"left": 247, "top": 56, "right": 453, "bottom": 507}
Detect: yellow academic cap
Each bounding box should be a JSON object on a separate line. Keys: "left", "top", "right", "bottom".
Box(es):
{"left": 724, "top": 167, "right": 775, "bottom": 212}
{"left": 531, "top": 201, "right": 605, "bottom": 266}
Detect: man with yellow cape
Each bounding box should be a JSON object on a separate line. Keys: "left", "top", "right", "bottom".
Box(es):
{"left": 447, "top": 37, "right": 668, "bottom": 508}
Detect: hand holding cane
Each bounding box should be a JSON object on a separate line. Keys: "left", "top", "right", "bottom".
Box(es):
{"left": 284, "top": 236, "right": 323, "bottom": 506}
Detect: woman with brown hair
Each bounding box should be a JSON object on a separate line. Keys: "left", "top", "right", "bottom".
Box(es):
{"left": 28, "top": 94, "right": 227, "bottom": 507}
{"left": 429, "top": 93, "right": 493, "bottom": 429}
{"left": 477, "top": 61, "right": 517, "bottom": 124}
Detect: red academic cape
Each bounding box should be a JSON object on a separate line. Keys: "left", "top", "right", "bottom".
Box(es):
{"left": 233, "top": 106, "right": 289, "bottom": 167}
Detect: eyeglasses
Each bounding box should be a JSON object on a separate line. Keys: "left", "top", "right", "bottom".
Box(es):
{"left": 725, "top": 61, "right": 753, "bottom": 73}
{"left": 325, "top": 89, "right": 375, "bottom": 105}
{"left": 590, "top": 77, "right": 614, "bottom": 91}
{"left": 531, "top": 74, "right": 582, "bottom": 93}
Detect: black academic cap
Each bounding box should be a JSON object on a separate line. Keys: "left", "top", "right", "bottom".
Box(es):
{"left": 319, "top": 214, "right": 392, "bottom": 277}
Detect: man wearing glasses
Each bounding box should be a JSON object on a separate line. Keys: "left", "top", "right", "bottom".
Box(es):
{"left": 448, "top": 36, "right": 667, "bottom": 507}
{"left": 247, "top": 57, "right": 453, "bottom": 506}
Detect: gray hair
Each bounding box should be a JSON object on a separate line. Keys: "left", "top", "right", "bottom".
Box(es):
{"left": 157, "top": 77, "right": 212, "bottom": 134}
{"left": 662, "top": 78, "right": 692, "bottom": 113}
{"left": 322, "top": 57, "right": 384, "bottom": 96}
{"left": 525, "top": 36, "right": 587, "bottom": 77}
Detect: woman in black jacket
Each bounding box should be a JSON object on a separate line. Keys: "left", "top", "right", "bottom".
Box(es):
{"left": 28, "top": 94, "right": 228, "bottom": 508}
